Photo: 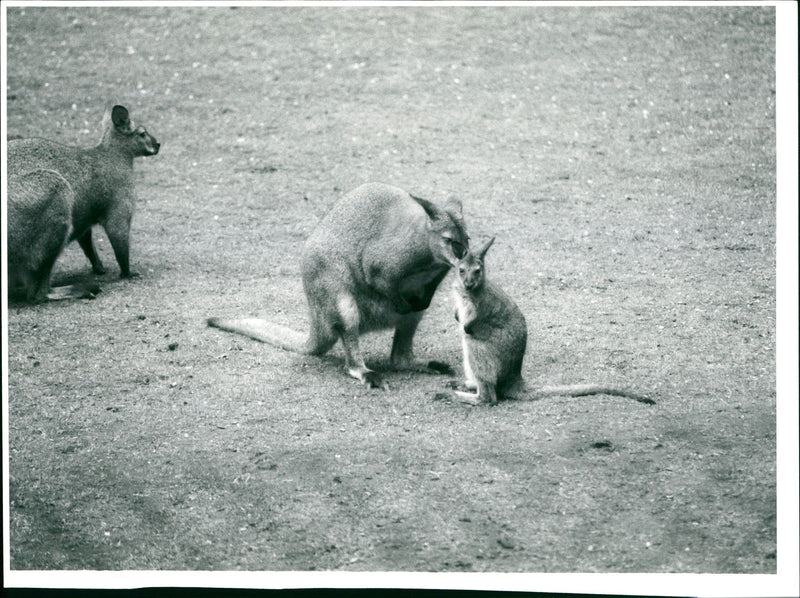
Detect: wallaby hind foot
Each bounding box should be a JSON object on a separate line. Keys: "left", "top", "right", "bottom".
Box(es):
{"left": 46, "top": 282, "right": 101, "bottom": 301}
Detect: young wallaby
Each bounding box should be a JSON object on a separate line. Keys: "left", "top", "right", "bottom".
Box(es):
{"left": 8, "top": 104, "right": 160, "bottom": 279}
{"left": 208, "top": 182, "right": 470, "bottom": 388}
{"left": 450, "top": 237, "right": 653, "bottom": 405}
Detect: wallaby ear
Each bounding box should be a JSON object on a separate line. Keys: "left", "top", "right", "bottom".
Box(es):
{"left": 111, "top": 105, "right": 131, "bottom": 130}
{"left": 476, "top": 236, "right": 496, "bottom": 260}
{"left": 444, "top": 197, "right": 463, "bottom": 220}
{"left": 409, "top": 193, "right": 443, "bottom": 221}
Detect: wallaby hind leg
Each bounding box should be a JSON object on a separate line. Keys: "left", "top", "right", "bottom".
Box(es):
{"left": 500, "top": 376, "right": 526, "bottom": 401}
{"left": 29, "top": 247, "right": 65, "bottom": 302}
{"left": 303, "top": 312, "right": 338, "bottom": 356}
{"left": 11, "top": 270, "right": 39, "bottom": 303}
{"left": 390, "top": 311, "right": 453, "bottom": 375}
{"left": 77, "top": 229, "right": 106, "bottom": 275}
{"left": 335, "top": 294, "right": 383, "bottom": 388}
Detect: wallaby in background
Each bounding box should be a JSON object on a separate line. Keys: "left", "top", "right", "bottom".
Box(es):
{"left": 8, "top": 104, "right": 160, "bottom": 279}
{"left": 7, "top": 169, "right": 98, "bottom": 302}
{"left": 208, "top": 182, "right": 470, "bottom": 388}
{"left": 450, "top": 236, "right": 654, "bottom": 405}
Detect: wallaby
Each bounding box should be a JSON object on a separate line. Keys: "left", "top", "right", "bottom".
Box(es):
{"left": 208, "top": 182, "right": 470, "bottom": 388}
{"left": 7, "top": 169, "right": 97, "bottom": 302}
{"left": 8, "top": 104, "right": 160, "bottom": 279}
{"left": 450, "top": 237, "right": 653, "bottom": 405}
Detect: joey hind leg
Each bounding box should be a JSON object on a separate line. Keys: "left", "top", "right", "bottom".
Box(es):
{"left": 390, "top": 311, "right": 453, "bottom": 375}
{"left": 336, "top": 294, "right": 383, "bottom": 389}
{"left": 77, "top": 229, "right": 106, "bottom": 275}
{"left": 461, "top": 339, "right": 479, "bottom": 391}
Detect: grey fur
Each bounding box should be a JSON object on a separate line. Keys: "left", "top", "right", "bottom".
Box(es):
{"left": 208, "top": 182, "right": 469, "bottom": 388}
{"left": 8, "top": 104, "right": 160, "bottom": 279}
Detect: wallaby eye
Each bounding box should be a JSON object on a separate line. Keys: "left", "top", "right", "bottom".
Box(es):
{"left": 450, "top": 240, "right": 467, "bottom": 259}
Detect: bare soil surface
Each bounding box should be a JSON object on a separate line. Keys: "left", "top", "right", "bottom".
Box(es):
{"left": 5, "top": 6, "right": 777, "bottom": 574}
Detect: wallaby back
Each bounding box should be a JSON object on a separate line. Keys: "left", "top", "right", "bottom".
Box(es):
{"left": 7, "top": 170, "right": 74, "bottom": 302}
{"left": 7, "top": 104, "right": 159, "bottom": 277}
{"left": 302, "top": 182, "right": 468, "bottom": 329}
{"left": 209, "top": 183, "right": 469, "bottom": 388}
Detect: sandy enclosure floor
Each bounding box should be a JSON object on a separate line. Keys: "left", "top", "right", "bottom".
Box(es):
{"left": 4, "top": 5, "right": 784, "bottom": 581}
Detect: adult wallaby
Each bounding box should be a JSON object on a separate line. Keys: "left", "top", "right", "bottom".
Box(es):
{"left": 8, "top": 104, "right": 160, "bottom": 278}
{"left": 450, "top": 237, "right": 653, "bottom": 405}
{"left": 208, "top": 182, "right": 469, "bottom": 388}
{"left": 7, "top": 169, "right": 97, "bottom": 302}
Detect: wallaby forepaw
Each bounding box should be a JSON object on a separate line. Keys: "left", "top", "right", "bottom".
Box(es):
{"left": 426, "top": 360, "right": 454, "bottom": 376}
{"left": 361, "top": 370, "right": 384, "bottom": 389}
{"left": 407, "top": 295, "right": 432, "bottom": 312}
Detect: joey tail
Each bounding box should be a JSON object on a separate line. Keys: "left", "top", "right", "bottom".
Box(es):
{"left": 207, "top": 317, "right": 311, "bottom": 354}
{"left": 531, "top": 384, "right": 655, "bottom": 405}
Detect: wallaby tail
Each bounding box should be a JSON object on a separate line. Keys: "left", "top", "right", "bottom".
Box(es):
{"left": 532, "top": 384, "right": 655, "bottom": 405}
{"left": 47, "top": 283, "right": 101, "bottom": 302}
{"left": 207, "top": 317, "right": 309, "bottom": 354}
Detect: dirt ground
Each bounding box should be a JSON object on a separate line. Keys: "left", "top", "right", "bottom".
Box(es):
{"left": 2, "top": 3, "right": 786, "bottom": 586}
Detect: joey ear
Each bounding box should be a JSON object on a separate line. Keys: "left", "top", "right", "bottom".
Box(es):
{"left": 111, "top": 105, "right": 131, "bottom": 130}
{"left": 476, "top": 236, "right": 496, "bottom": 260}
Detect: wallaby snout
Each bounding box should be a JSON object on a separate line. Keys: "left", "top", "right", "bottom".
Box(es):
{"left": 460, "top": 267, "right": 483, "bottom": 291}
{"left": 133, "top": 127, "right": 160, "bottom": 156}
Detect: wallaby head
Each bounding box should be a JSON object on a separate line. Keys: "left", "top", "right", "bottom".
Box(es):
{"left": 100, "top": 104, "right": 160, "bottom": 157}
{"left": 455, "top": 236, "right": 495, "bottom": 292}
{"left": 410, "top": 194, "right": 469, "bottom": 265}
